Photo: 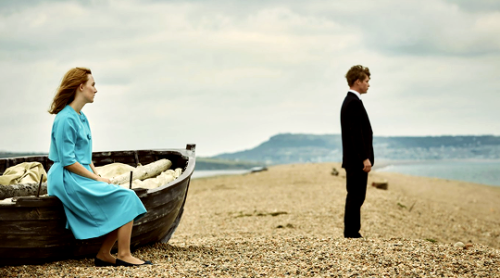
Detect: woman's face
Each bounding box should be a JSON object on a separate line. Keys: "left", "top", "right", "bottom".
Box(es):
{"left": 80, "top": 74, "right": 97, "bottom": 103}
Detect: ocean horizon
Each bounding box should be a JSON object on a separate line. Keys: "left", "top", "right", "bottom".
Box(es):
{"left": 375, "top": 159, "right": 500, "bottom": 187}
{"left": 192, "top": 169, "right": 250, "bottom": 179}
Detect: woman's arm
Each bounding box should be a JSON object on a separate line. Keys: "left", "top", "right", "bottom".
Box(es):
{"left": 89, "top": 162, "right": 99, "bottom": 175}
{"left": 65, "top": 162, "right": 111, "bottom": 183}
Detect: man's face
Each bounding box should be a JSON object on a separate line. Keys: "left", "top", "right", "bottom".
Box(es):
{"left": 357, "top": 77, "right": 370, "bottom": 94}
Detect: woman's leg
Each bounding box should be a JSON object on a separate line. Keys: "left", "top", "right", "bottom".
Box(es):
{"left": 96, "top": 229, "right": 118, "bottom": 263}
{"left": 116, "top": 221, "right": 144, "bottom": 264}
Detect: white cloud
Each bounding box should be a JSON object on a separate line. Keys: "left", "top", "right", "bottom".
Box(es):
{"left": 1, "top": 0, "right": 499, "bottom": 156}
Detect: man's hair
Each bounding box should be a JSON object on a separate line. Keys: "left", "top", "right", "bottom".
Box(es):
{"left": 345, "top": 65, "right": 370, "bottom": 87}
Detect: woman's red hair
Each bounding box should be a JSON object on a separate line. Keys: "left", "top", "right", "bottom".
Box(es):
{"left": 48, "top": 67, "right": 92, "bottom": 114}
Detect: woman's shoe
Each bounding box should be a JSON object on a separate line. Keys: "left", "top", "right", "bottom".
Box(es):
{"left": 94, "top": 257, "right": 116, "bottom": 267}
{"left": 116, "top": 258, "right": 153, "bottom": 267}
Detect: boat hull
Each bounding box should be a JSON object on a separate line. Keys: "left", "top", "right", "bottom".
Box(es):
{"left": 0, "top": 146, "right": 195, "bottom": 266}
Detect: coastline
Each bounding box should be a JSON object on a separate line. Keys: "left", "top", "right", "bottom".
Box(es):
{"left": 374, "top": 159, "right": 500, "bottom": 187}
{"left": 374, "top": 158, "right": 500, "bottom": 169}
{"left": 191, "top": 169, "right": 250, "bottom": 179}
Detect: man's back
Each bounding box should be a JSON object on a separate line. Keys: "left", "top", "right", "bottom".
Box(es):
{"left": 340, "top": 92, "right": 374, "bottom": 169}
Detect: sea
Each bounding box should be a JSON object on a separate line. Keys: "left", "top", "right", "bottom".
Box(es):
{"left": 194, "top": 160, "right": 500, "bottom": 187}
{"left": 192, "top": 169, "right": 250, "bottom": 179}
{"left": 375, "top": 160, "right": 500, "bottom": 187}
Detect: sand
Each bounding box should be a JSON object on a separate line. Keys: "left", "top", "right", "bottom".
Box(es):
{"left": 2, "top": 162, "right": 499, "bottom": 277}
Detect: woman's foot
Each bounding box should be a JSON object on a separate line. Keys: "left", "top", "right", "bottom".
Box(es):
{"left": 95, "top": 257, "right": 116, "bottom": 267}
{"left": 117, "top": 254, "right": 143, "bottom": 264}
{"left": 95, "top": 253, "right": 116, "bottom": 267}
{"left": 116, "top": 254, "right": 152, "bottom": 266}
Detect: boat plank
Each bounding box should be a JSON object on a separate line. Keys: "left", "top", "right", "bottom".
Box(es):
{"left": 0, "top": 207, "right": 65, "bottom": 221}
{"left": 14, "top": 196, "right": 62, "bottom": 207}
{"left": 140, "top": 186, "right": 186, "bottom": 209}
{"left": 134, "top": 204, "right": 180, "bottom": 234}
{"left": 135, "top": 209, "right": 179, "bottom": 237}
{"left": 0, "top": 220, "right": 67, "bottom": 235}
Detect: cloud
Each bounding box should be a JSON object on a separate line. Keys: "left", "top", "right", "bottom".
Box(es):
{"left": 0, "top": 0, "right": 499, "bottom": 156}
{"left": 282, "top": 0, "right": 500, "bottom": 57}
{"left": 444, "top": 0, "right": 500, "bottom": 12}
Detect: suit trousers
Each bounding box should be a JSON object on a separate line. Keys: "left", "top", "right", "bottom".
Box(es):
{"left": 344, "top": 167, "right": 368, "bottom": 238}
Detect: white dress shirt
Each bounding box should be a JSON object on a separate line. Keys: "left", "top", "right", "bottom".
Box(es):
{"left": 348, "top": 89, "right": 362, "bottom": 100}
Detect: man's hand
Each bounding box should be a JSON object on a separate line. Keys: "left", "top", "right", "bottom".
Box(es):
{"left": 363, "top": 159, "right": 372, "bottom": 173}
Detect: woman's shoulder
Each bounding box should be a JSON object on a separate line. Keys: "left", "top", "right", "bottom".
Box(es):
{"left": 79, "top": 110, "right": 88, "bottom": 119}
{"left": 54, "top": 106, "right": 79, "bottom": 123}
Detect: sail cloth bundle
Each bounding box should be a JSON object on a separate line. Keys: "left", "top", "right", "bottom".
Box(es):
{"left": 0, "top": 162, "right": 48, "bottom": 200}
{"left": 97, "top": 159, "right": 183, "bottom": 190}
{"left": 0, "top": 162, "right": 47, "bottom": 186}
{"left": 0, "top": 159, "right": 182, "bottom": 200}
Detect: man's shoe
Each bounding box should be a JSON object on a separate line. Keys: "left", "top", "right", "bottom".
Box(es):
{"left": 116, "top": 258, "right": 153, "bottom": 267}
{"left": 344, "top": 233, "right": 363, "bottom": 238}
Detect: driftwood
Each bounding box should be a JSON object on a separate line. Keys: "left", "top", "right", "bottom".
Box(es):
{"left": 0, "top": 183, "right": 47, "bottom": 200}
{"left": 250, "top": 166, "right": 268, "bottom": 173}
{"left": 110, "top": 159, "right": 172, "bottom": 185}
{"left": 372, "top": 181, "right": 388, "bottom": 190}
{"left": 331, "top": 167, "right": 339, "bottom": 176}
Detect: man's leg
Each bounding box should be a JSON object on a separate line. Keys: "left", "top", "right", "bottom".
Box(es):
{"left": 344, "top": 167, "right": 368, "bottom": 238}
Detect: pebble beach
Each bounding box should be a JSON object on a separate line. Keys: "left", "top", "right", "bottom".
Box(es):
{"left": 2, "top": 163, "right": 500, "bottom": 277}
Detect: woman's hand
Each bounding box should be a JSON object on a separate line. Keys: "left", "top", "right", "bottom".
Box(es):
{"left": 65, "top": 162, "right": 113, "bottom": 183}
{"left": 97, "top": 177, "right": 111, "bottom": 184}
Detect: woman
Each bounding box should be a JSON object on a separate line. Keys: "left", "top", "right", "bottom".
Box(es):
{"left": 47, "top": 67, "right": 151, "bottom": 267}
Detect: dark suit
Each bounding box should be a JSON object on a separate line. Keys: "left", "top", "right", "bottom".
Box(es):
{"left": 340, "top": 91, "right": 374, "bottom": 238}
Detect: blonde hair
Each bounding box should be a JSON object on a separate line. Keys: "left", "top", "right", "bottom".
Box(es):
{"left": 48, "top": 67, "right": 92, "bottom": 114}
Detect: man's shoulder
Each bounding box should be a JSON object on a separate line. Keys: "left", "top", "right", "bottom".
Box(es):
{"left": 342, "top": 93, "right": 361, "bottom": 107}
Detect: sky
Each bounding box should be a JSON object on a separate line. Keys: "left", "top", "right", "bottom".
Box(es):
{"left": 1, "top": 0, "right": 499, "bottom": 156}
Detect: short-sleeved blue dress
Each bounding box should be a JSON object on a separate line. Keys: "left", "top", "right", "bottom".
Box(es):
{"left": 47, "top": 105, "right": 147, "bottom": 240}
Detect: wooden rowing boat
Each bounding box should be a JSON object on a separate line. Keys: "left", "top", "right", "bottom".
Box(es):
{"left": 0, "top": 144, "right": 196, "bottom": 266}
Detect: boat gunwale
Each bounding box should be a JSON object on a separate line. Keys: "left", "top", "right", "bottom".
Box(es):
{"left": 0, "top": 147, "right": 196, "bottom": 207}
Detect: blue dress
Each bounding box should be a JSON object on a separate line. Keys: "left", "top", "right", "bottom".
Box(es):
{"left": 47, "top": 105, "right": 147, "bottom": 240}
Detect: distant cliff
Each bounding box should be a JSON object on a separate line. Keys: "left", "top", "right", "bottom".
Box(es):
{"left": 0, "top": 152, "right": 46, "bottom": 159}
{"left": 214, "top": 133, "right": 500, "bottom": 164}
{"left": 3, "top": 134, "right": 500, "bottom": 168}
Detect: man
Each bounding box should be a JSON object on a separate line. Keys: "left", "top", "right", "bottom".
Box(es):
{"left": 340, "top": 65, "right": 374, "bottom": 238}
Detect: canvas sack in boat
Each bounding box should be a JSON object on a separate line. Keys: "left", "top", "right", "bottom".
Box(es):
{"left": 0, "top": 162, "right": 47, "bottom": 185}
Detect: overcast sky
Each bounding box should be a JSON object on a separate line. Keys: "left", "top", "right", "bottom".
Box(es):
{"left": 1, "top": 0, "right": 499, "bottom": 156}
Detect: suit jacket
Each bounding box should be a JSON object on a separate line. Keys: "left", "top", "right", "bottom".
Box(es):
{"left": 340, "top": 92, "right": 374, "bottom": 169}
